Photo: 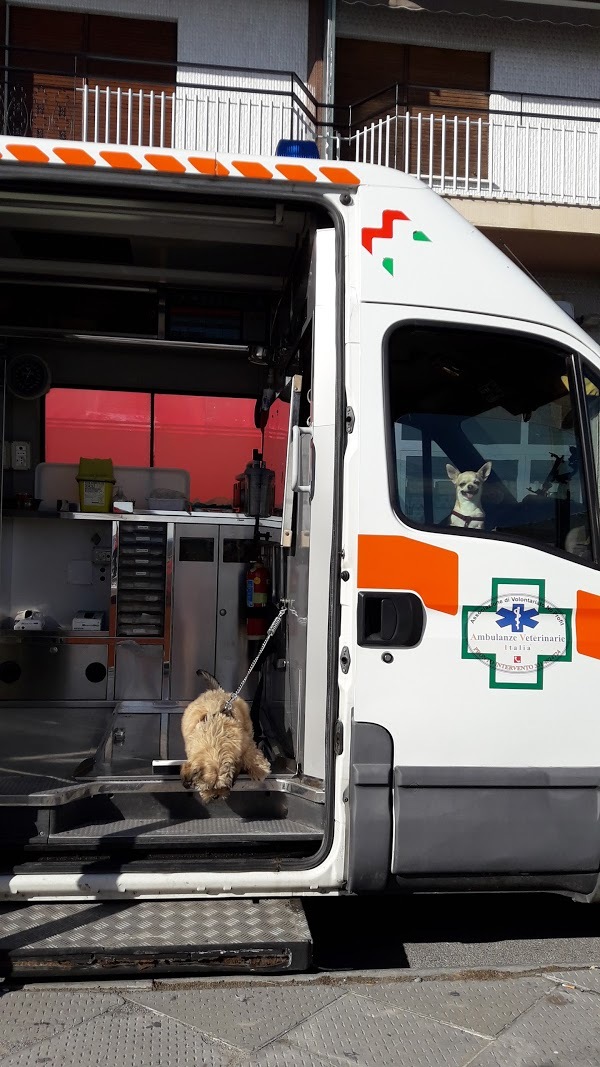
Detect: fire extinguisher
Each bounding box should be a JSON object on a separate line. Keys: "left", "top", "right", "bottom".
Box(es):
{"left": 245, "top": 558, "right": 270, "bottom": 641}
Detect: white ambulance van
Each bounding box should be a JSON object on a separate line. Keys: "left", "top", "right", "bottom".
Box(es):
{"left": 0, "top": 134, "right": 599, "bottom": 975}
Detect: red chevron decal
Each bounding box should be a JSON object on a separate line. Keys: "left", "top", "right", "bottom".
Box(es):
{"left": 361, "top": 209, "right": 410, "bottom": 253}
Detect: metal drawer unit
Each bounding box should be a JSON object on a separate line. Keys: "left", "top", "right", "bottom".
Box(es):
{"left": 169, "top": 525, "right": 218, "bottom": 701}
{"left": 116, "top": 523, "right": 167, "bottom": 637}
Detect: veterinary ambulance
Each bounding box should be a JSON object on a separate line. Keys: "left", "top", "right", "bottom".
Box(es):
{"left": 1, "top": 133, "right": 600, "bottom": 975}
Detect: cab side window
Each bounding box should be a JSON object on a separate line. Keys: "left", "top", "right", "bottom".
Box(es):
{"left": 388, "top": 324, "right": 593, "bottom": 562}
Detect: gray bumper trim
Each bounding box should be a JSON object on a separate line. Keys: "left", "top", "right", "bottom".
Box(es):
{"left": 395, "top": 766, "right": 600, "bottom": 788}
{"left": 393, "top": 766, "right": 600, "bottom": 876}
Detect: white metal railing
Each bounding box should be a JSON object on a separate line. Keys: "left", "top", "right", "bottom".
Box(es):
{"left": 338, "top": 110, "right": 600, "bottom": 207}
{"left": 80, "top": 84, "right": 173, "bottom": 147}
{"left": 0, "top": 76, "right": 316, "bottom": 157}
{"left": 10, "top": 71, "right": 600, "bottom": 207}
{"left": 79, "top": 82, "right": 315, "bottom": 156}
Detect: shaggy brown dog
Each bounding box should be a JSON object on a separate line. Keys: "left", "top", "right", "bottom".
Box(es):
{"left": 180, "top": 670, "right": 270, "bottom": 802}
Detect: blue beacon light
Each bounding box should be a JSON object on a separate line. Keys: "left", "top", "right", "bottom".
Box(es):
{"left": 275, "top": 139, "right": 320, "bottom": 159}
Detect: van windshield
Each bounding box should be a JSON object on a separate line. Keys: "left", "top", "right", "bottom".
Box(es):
{"left": 387, "top": 323, "right": 594, "bottom": 562}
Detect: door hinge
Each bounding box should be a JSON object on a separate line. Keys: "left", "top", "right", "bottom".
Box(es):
{"left": 345, "top": 406, "right": 355, "bottom": 433}
{"left": 333, "top": 719, "right": 344, "bottom": 755}
{"left": 340, "top": 646, "right": 351, "bottom": 674}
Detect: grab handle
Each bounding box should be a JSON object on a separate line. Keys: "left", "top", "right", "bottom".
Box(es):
{"left": 290, "top": 425, "right": 312, "bottom": 493}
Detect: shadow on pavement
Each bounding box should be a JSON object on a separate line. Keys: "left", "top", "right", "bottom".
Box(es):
{"left": 303, "top": 892, "right": 599, "bottom": 971}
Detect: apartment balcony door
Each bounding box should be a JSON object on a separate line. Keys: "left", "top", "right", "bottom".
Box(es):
{"left": 335, "top": 39, "right": 490, "bottom": 182}
{"left": 6, "top": 5, "right": 176, "bottom": 145}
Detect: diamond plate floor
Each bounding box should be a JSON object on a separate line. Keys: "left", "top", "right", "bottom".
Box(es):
{"left": 48, "top": 817, "right": 321, "bottom": 845}
{"left": 0, "top": 775, "right": 73, "bottom": 797}
{"left": 0, "top": 705, "right": 112, "bottom": 779}
{"left": 6, "top": 971, "right": 600, "bottom": 1067}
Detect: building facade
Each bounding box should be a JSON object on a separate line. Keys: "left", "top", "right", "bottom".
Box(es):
{"left": 336, "top": 0, "right": 600, "bottom": 341}
{"left": 1, "top": 0, "right": 600, "bottom": 330}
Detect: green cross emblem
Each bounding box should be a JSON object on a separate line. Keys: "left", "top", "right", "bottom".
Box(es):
{"left": 461, "top": 578, "right": 572, "bottom": 690}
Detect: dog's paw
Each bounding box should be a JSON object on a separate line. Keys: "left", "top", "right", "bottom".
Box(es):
{"left": 246, "top": 749, "right": 271, "bottom": 781}
{"left": 180, "top": 761, "right": 192, "bottom": 789}
{"left": 216, "top": 762, "right": 236, "bottom": 793}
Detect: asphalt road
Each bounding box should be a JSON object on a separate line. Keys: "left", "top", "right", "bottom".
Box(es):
{"left": 304, "top": 893, "right": 600, "bottom": 973}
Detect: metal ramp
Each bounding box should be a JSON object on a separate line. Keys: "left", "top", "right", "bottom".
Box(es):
{"left": 0, "top": 898, "right": 312, "bottom": 978}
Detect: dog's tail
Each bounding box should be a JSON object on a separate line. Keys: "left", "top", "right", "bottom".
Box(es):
{"left": 196, "top": 668, "right": 221, "bottom": 691}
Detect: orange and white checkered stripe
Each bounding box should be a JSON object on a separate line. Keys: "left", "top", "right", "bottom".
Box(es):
{"left": 0, "top": 137, "right": 361, "bottom": 186}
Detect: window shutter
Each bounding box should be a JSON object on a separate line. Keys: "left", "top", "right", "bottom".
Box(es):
{"left": 7, "top": 7, "right": 176, "bottom": 146}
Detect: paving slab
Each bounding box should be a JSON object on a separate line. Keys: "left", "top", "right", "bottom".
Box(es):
{"left": 124, "top": 984, "right": 344, "bottom": 1051}
{"left": 248, "top": 1040, "right": 342, "bottom": 1067}
{"left": 281, "top": 990, "right": 489, "bottom": 1067}
{"left": 349, "top": 976, "right": 550, "bottom": 1037}
{"left": 0, "top": 1003, "right": 239, "bottom": 1067}
{"left": 0, "top": 989, "right": 123, "bottom": 1056}
{"left": 545, "top": 968, "right": 600, "bottom": 994}
{"left": 3, "top": 970, "right": 600, "bottom": 1067}
{"left": 467, "top": 988, "right": 600, "bottom": 1067}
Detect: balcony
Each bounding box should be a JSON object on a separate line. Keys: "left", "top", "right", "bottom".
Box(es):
{"left": 338, "top": 109, "right": 600, "bottom": 208}
{"left": 1, "top": 48, "right": 319, "bottom": 158}
{"left": 2, "top": 49, "right": 600, "bottom": 211}
{"left": 334, "top": 86, "right": 600, "bottom": 209}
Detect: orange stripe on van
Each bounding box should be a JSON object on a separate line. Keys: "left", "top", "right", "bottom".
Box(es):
{"left": 232, "top": 161, "right": 273, "bottom": 179}
{"left": 145, "top": 153, "right": 187, "bottom": 173}
{"left": 357, "top": 535, "right": 459, "bottom": 616}
{"left": 275, "top": 163, "right": 317, "bottom": 182}
{"left": 319, "top": 165, "right": 360, "bottom": 185}
{"left": 53, "top": 147, "right": 96, "bottom": 167}
{"left": 0, "top": 140, "right": 365, "bottom": 183}
{"left": 576, "top": 589, "right": 600, "bottom": 659}
{"left": 7, "top": 144, "right": 49, "bottom": 163}
{"left": 188, "top": 157, "right": 215, "bottom": 175}
{"left": 99, "top": 151, "right": 142, "bottom": 170}
{"left": 188, "top": 157, "right": 230, "bottom": 176}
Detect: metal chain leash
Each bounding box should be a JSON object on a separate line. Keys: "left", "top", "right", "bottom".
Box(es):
{"left": 222, "top": 603, "right": 288, "bottom": 715}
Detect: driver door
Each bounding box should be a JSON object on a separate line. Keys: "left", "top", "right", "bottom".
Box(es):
{"left": 352, "top": 305, "right": 600, "bottom": 878}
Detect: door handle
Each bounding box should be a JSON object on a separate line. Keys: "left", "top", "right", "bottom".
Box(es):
{"left": 357, "top": 592, "right": 424, "bottom": 648}
{"left": 290, "top": 425, "right": 312, "bottom": 493}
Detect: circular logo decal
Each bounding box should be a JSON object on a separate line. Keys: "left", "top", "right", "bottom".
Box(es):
{"left": 462, "top": 580, "right": 571, "bottom": 689}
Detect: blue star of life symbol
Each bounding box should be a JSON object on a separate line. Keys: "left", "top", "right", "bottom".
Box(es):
{"left": 495, "top": 603, "right": 539, "bottom": 632}
{"left": 461, "top": 578, "right": 572, "bottom": 690}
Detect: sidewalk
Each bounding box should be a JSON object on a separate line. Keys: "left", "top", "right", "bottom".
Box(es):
{"left": 1, "top": 966, "right": 600, "bottom": 1066}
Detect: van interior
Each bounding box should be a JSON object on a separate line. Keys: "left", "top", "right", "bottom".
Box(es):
{"left": 0, "top": 172, "right": 334, "bottom": 870}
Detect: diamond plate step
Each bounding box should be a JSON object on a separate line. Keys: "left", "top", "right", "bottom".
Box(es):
{"left": 0, "top": 898, "right": 312, "bottom": 977}
{"left": 48, "top": 816, "right": 322, "bottom": 847}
